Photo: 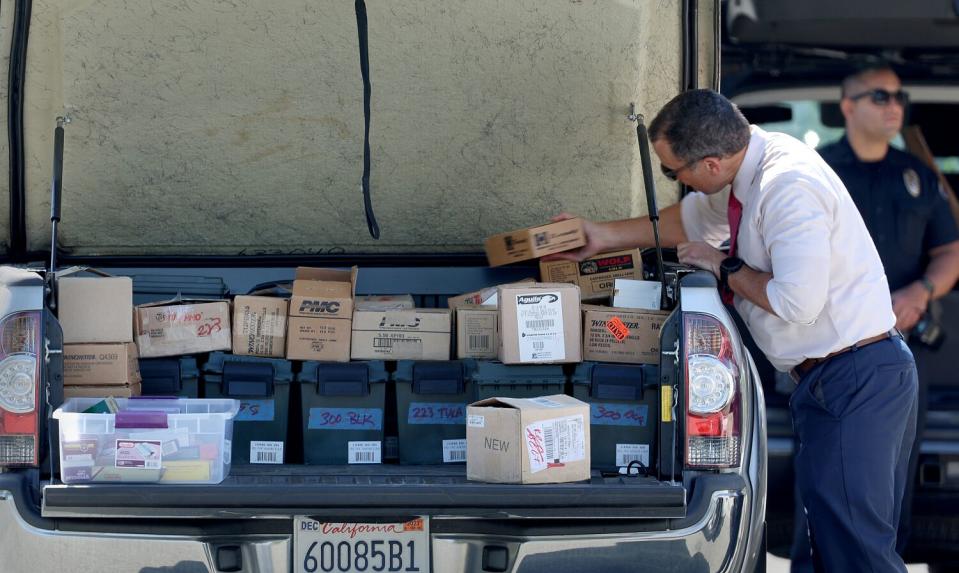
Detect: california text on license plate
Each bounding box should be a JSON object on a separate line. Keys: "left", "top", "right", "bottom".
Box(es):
{"left": 294, "top": 516, "right": 430, "bottom": 573}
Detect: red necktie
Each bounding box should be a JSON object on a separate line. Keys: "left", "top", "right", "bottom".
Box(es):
{"left": 722, "top": 191, "right": 743, "bottom": 305}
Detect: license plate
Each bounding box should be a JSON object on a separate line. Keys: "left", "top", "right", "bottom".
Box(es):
{"left": 294, "top": 516, "right": 430, "bottom": 573}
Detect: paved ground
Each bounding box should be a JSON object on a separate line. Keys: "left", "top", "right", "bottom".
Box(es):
{"left": 766, "top": 553, "right": 928, "bottom": 572}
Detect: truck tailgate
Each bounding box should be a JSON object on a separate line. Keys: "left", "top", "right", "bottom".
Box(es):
{"left": 41, "top": 465, "right": 685, "bottom": 519}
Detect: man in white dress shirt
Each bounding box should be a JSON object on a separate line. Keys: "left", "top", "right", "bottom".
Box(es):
{"left": 550, "top": 89, "right": 917, "bottom": 572}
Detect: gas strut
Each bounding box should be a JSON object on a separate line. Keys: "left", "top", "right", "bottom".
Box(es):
{"left": 628, "top": 105, "right": 668, "bottom": 310}
{"left": 47, "top": 116, "right": 68, "bottom": 309}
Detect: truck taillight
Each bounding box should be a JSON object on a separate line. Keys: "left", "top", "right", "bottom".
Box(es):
{"left": 684, "top": 313, "right": 741, "bottom": 468}
{"left": 0, "top": 311, "right": 41, "bottom": 466}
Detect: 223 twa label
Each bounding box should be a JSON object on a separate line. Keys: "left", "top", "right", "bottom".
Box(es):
{"left": 605, "top": 316, "right": 630, "bottom": 341}
{"left": 524, "top": 415, "right": 586, "bottom": 474}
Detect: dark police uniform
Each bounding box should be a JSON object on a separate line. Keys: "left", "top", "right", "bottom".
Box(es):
{"left": 785, "top": 135, "right": 959, "bottom": 566}
{"left": 818, "top": 136, "right": 959, "bottom": 290}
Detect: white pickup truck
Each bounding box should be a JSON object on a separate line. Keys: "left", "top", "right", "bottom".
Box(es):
{"left": 0, "top": 1, "right": 766, "bottom": 571}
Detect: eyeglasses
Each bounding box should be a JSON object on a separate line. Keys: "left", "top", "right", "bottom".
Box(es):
{"left": 847, "top": 88, "right": 910, "bottom": 107}
{"left": 660, "top": 158, "right": 701, "bottom": 181}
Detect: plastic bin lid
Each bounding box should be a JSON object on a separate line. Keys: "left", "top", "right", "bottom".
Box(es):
{"left": 571, "top": 362, "right": 653, "bottom": 382}
{"left": 571, "top": 362, "right": 649, "bottom": 401}
{"left": 54, "top": 397, "right": 240, "bottom": 418}
{"left": 140, "top": 356, "right": 199, "bottom": 377}
{"left": 139, "top": 357, "right": 200, "bottom": 394}
{"left": 394, "top": 360, "right": 467, "bottom": 395}
{"left": 202, "top": 352, "right": 293, "bottom": 382}
{"left": 393, "top": 360, "right": 466, "bottom": 381}
{"left": 468, "top": 360, "right": 565, "bottom": 384}
{"left": 298, "top": 360, "right": 388, "bottom": 383}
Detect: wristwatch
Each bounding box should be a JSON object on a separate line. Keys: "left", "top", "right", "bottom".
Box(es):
{"left": 720, "top": 256, "right": 745, "bottom": 291}
{"left": 920, "top": 276, "right": 936, "bottom": 299}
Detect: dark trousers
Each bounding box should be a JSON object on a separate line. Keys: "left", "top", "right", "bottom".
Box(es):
{"left": 788, "top": 337, "right": 918, "bottom": 573}
{"left": 896, "top": 342, "right": 928, "bottom": 555}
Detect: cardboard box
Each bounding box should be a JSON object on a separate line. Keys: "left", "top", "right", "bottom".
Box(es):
{"left": 582, "top": 305, "right": 670, "bottom": 364}
{"left": 63, "top": 383, "right": 142, "bottom": 399}
{"left": 135, "top": 300, "right": 232, "bottom": 358}
{"left": 612, "top": 278, "right": 663, "bottom": 311}
{"left": 466, "top": 394, "right": 590, "bottom": 484}
{"left": 286, "top": 316, "right": 351, "bottom": 362}
{"left": 484, "top": 219, "right": 587, "bottom": 267}
{"left": 58, "top": 277, "right": 134, "bottom": 343}
{"left": 355, "top": 295, "right": 415, "bottom": 311}
{"left": 456, "top": 306, "right": 498, "bottom": 359}
{"left": 448, "top": 286, "right": 499, "bottom": 309}
{"left": 63, "top": 342, "right": 140, "bottom": 386}
{"left": 289, "top": 267, "right": 357, "bottom": 319}
{"left": 232, "top": 296, "right": 288, "bottom": 358}
{"left": 447, "top": 279, "right": 536, "bottom": 310}
{"left": 539, "top": 249, "right": 643, "bottom": 300}
{"left": 351, "top": 309, "right": 451, "bottom": 361}
{"left": 498, "top": 283, "right": 581, "bottom": 364}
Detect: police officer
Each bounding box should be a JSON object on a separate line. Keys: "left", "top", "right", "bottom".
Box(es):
{"left": 820, "top": 66, "right": 959, "bottom": 332}
{"left": 788, "top": 66, "right": 959, "bottom": 570}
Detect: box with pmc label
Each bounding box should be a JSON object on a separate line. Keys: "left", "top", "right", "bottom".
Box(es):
{"left": 289, "top": 267, "right": 357, "bottom": 319}
{"left": 286, "top": 267, "right": 357, "bottom": 361}
{"left": 498, "top": 283, "right": 581, "bottom": 364}
{"left": 466, "top": 394, "right": 590, "bottom": 484}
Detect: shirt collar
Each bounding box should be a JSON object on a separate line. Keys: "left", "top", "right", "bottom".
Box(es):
{"left": 731, "top": 125, "right": 767, "bottom": 203}
{"left": 830, "top": 134, "right": 859, "bottom": 164}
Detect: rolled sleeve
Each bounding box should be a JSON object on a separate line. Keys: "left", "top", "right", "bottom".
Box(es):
{"left": 924, "top": 182, "right": 959, "bottom": 251}
{"left": 680, "top": 186, "right": 732, "bottom": 248}
{"left": 761, "top": 180, "right": 834, "bottom": 325}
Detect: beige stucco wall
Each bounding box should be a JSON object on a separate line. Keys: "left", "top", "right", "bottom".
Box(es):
{"left": 23, "top": 0, "right": 691, "bottom": 256}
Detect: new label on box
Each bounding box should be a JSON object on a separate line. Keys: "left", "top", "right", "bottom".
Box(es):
{"left": 466, "top": 394, "right": 590, "bottom": 485}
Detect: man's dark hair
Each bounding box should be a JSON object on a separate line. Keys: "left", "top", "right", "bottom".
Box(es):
{"left": 648, "top": 89, "right": 750, "bottom": 163}
{"left": 840, "top": 65, "right": 897, "bottom": 98}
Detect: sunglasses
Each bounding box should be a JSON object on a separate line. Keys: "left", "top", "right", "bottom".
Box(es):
{"left": 847, "top": 88, "right": 910, "bottom": 107}
{"left": 660, "top": 158, "right": 701, "bottom": 181}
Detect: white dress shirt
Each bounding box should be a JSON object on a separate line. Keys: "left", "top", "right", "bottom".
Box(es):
{"left": 680, "top": 126, "right": 896, "bottom": 371}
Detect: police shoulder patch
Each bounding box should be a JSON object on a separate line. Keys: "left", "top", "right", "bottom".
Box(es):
{"left": 903, "top": 168, "right": 921, "bottom": 198}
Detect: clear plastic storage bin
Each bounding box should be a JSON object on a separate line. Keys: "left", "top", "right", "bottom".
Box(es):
{"left": 53, "top": 397, "right": 239, "bottom": 484}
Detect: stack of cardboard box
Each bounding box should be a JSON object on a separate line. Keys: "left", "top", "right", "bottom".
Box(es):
{"left": 351, "top": 308, "right": 452, "bottom": 361}
{"left": 286, "top": 267, "right": 356, "bottom": 361}
{"left": 59, "top": 276, "right": 142, "bottom": 398}
{"left": 232, "top": 295, "right": 288, "bottom": 358}
{"left": 135, "top": 298, "right": 232, "bottom": 358}
{"left": 448, "top": 287, "right": 498, "bottom": 360}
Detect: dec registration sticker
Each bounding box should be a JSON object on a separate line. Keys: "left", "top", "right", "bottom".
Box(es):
{"left": 295, "top": 516, "right": 430, "bottom": 573}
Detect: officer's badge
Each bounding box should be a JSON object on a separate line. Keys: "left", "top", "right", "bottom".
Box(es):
{"left": 903, "top": 168, "right": 921, "bottom": 198}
